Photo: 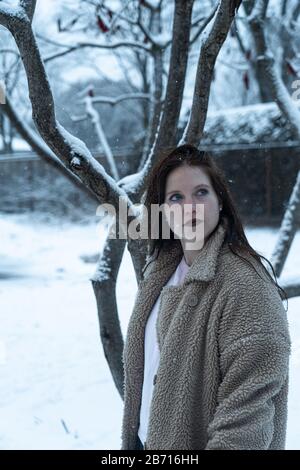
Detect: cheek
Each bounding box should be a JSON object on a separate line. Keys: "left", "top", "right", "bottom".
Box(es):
{"left": 203, "top": 196, "right": 219, "bottom": 211}
{"left": 203, "top": 199, "right": 220, "bottom": 231}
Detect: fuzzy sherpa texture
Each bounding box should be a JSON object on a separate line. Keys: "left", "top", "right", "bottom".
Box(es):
{"left": 120, "top": 216, "right": 291, "bottom": 450}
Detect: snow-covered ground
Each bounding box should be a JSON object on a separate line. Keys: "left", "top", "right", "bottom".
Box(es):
{"left": 0, "top": 213, "right": 299, "bottom": 450}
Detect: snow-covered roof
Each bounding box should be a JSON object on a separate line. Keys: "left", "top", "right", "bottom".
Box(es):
{"left": 201, "top": 102, "right": 300, "bottom": 145}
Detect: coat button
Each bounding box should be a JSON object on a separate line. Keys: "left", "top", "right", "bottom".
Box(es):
{"left": 188, "top": 293, "right": 199, "bottom": 307}
{"left": 153, "top": 374, "right": 157, "bottom": 385}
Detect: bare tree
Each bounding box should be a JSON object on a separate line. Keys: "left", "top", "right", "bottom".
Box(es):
{"left": 235, "top": 0, "right": 300, "bottom": 103}
{"left": 1, "top": 94, "right": 99, "bottom": 202}
{"left": 71, "top": 85, "right": 154, "bottom": 180}
{"left": 0, "top": 0, "right": 243, "bottom": 399}
{"left": 245, "top": 0, "right": 300, "bottom": 297}
{"left": 0, "top": 31, "right": 22, "bottom": 151}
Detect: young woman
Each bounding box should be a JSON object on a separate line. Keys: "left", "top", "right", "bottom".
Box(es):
{"left": 120, "top": 144, "right": 291, "bottom": 450}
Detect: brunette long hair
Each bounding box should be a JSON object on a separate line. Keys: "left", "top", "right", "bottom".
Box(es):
{"left": 141, "top": 144, "right": 288, "bottom": 309}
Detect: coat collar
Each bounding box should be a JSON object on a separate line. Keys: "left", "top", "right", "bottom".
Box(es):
{"left": 144, "top": 216, "right": 230, "bottom": 284}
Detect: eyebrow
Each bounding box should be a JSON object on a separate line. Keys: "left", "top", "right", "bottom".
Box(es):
{"left": 166, "top": 183, "right": 210, "bottom": 196}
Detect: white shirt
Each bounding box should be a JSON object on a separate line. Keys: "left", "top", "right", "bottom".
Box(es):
{"left": 138, "top": 255, "right": 190, "bottom": 445}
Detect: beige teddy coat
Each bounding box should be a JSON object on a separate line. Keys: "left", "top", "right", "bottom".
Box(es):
{"left": 121, "top": 217, "right": 291, "bottom": 450}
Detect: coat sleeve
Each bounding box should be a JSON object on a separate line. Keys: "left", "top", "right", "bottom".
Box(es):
{"left": 205, "top": 272, "right": 291, "bottom": 450}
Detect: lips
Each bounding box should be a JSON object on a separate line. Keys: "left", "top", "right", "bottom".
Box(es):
{"left": 184, "top": 218, "right": 202, "bottom": 226}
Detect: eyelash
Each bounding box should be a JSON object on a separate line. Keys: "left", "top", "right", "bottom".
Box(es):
{"left": 169, "top": 189, "right": 208, "bottom": 201}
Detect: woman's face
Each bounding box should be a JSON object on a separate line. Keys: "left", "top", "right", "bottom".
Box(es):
{"left": 163, "top": 164, "right": 221, "bottom": 247}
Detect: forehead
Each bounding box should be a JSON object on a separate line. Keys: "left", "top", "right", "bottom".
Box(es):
{"left": 165, "top": 165, "right": 210, "bottom": 188}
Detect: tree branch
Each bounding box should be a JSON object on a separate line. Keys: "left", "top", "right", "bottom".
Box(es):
{"left": 136, "top": 4, "right": 171, "bottom": 49}
{"left": 1, "top": 94, "right": 98, "bottom": 203}
{"left": 180, "top": 0, "right": 242, "bottom": 146}
{"left": 270, "top": 170, "right": 300, "bottom": 277}
{"left": 19, "top": 0, "right": 36, "bottom": 23}
{"left": 279, "top": 276, "right": 300, "bottom": 299}
{"left": 91, "top": 233, "right": 127, "bottom": 400}
{"left": 190, "top": 3, "right": 219, "bottom": 45}
{"left": 39, "top": 37, "right": 152, "bottom": 64}
{"left": 138, "top": 6, "right": 164, "bottom": 169}
{"left": 0, "top": 3, "right": 136, "bottom": 218}
{"left": 91, "top": 92, "right": 153, "bottom": 106}
{"left": 135, "top": 0, "right": 195, "bottom": 196}
{"left": 140, "top": 0, "right": 162, "bottom": 12}
{"left": 246, "top": 0, "right": 300, "bottom": 277}
{"left": 80, "top": 92, "right": 120, "bottom": 180}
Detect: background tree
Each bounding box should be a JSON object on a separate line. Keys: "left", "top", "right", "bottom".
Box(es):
{"left": 13, "top": 1, "right": 300, "bottom": 405}
{"left": 243, "top": 0, "right": 300, "bottom": 298}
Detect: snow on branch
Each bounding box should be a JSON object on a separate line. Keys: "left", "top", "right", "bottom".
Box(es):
{"left": 75, "top": 91, "right": 120, "bottom": 181}
{"left": 190, "top": 4, "right": 219, "bottom": 45}
{"left": 135, "top": 0, "right": 195, "bottom": 195}
{"left": 248, "top": 0, "right": 300, "bottom": 139}
{"left": 270, "top": 170, "right": 300, "bottom": 278}
{"left": 91, "top": 93, "right": 153, "bottom": 106}
{"left": 246, "top": 0, "right": 300, "bottom": 279}
{"left": 0, "top": 1, "right": 136, "bottom": 218}
{"left": 19, "top": 0, "right": 36, "bottom": 23}
{"left": 2, "top": 93, "right": 98, "bottom": 202}
{"left": 0, "top": 3, "right": 27, "bottom": 27}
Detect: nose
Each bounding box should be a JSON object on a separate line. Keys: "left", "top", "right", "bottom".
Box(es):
{"left": 183, "top": 198, "right": 198, "bottom": 215}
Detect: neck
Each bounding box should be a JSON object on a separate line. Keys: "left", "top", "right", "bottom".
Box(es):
{"left": 181, "top": 237, "right": 206, "bottom": 266}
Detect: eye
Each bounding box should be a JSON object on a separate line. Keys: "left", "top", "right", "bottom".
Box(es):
{"left": 196, "top": 189, "right": 208, "bottom": 196}
{"left": 169, "top": 193, "right": 182, "bottom": 202}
